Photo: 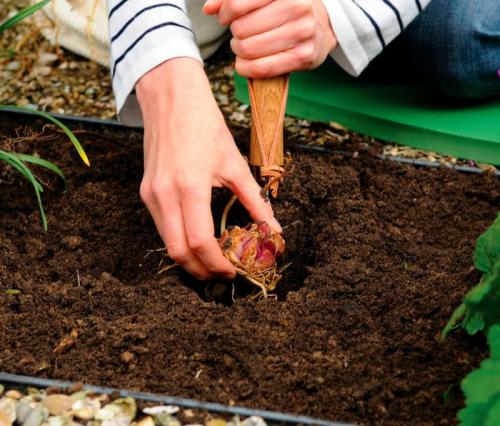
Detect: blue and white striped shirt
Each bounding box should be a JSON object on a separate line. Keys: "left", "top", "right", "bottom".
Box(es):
{"left": 107, "top": 0, "right": 431, "bottom": 124}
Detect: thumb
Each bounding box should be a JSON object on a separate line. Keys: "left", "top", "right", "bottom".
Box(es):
{"left": 227, "top": 166, "right": 282, "bottom": 233}
{"left": 203, "top": 0, "right": 223, "bottom": 15}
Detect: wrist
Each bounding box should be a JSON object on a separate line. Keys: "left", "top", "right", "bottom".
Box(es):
{"left": 317, "top": 0, "right": 338, "bottom": 53}
{"left": 136, "top": 57, "right": 209, "bottom": 111}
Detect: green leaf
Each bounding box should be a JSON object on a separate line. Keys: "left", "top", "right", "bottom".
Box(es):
{"left": 474, "top": 213, "right": 500, "bottom": 273}
{"left": 3, "top": 289, "right": 21, "bottom": 295}
{"left": 465, "top": 311, "right": 485, "bottom": 335}
{"left": 0, "top": 149, "right": 47, "bottom": 230}
{"left": 442, "top": 304, "right": 466, "bottom": 338}
{"left": 458, "top": 399, "right": 496, "bottom": 426}
{"left": 1, "top": 150, "right": 67, "bottom": 230}
{"left": 462, "top": 361, "right": 500, "bottom": 404}
{"left": 491, "top": 327, "right": 500, "bottom": 361}
{"left": 459, "top": 397, "right": 500, "bottom": 426}
{"left": 0, "top": 0, "right": 51, "bottom": 33}
{"left": 458, "top": 326, "right": 500, "bottom": 426}
{"left": 485, "top": 397, "right": 500, "bottom": 426}
{"left": 0, "top": 48, "right": 16, "bottom": 58}
{"left": 17, "top": 153, "right": 65, "bottom": 184}
{"left": 443, "top": 384, "right": 458, "bottom": 404}
{"left": 443, "top": 258, "right": 500, "bottom": 337}
{"left": 0, "top": 106, "right": 90, "bottom": 166}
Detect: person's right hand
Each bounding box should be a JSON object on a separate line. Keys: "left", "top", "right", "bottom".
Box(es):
{"left": 136, "top": 58, "right": 281, "bottom": 280}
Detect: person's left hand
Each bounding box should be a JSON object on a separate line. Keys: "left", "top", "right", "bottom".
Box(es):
{"left": 203, "top": 0, "right": 337, "bottom": 78}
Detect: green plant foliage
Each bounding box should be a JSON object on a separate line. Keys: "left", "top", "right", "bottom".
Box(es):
{"left": 0, "top": 0, "right": 90, "bottom": 230}
{"left": 458, "top": 324, "right": 500, "bottom": 426}
{"left": 0, "top": 0, "right": 51, "bottom": 33}
{"left": 443, "top": 214, "right": 500, "bottom": 337}
{"left": 0, "top": 150, "right": 64, "bottom": 231}
{"left": 475, "top": 213, "right": 500, "bottom": 273}
{"left": 0, "top": 48, "right": 16, "bottom": 58}
{"left": 0, "top": 106, "right": 90, "bottom": 166}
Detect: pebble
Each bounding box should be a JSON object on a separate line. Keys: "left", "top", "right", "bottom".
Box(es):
{"left": 22, "top": 405, "right": 48, "bottom": 426}
{"left": 96, "top": 405, "right": 121, "bottom": 422}
{"left": 96, "top": 398, "right": 135, "bottom": 422}
{"left": 5, "top": 61, "right": 20, "bottom": 71}
{"left": 111, "top": 398, "right": 136, "bottom": 420}
{"left": 35, "top": 66, "right": 52, "bottom": 77}
{"left": 135, "top": 416, "right": 154, "bottom": 426}
{"left": 154, "top": 414, "right": 180, "bottom": 426}
{"left": 0, "top": 383, "right": 268, "bottom": 426}
{"left": 69, "top": 391, "right": 88, "bottom": 402}
{"left": 0, "top": 409, "right": 13, "bottom": 426}
{"left": 241, "top": 417, "right": 266, "bottom": 426}
{"left": 0, "top": 399, "right": 16, "bottom": 423}
{"left": 61, "top": 236, "right": 82, "bottom": 250}
{"left": 142, "top": 406, "right": 178, "bottom": 415}
{"left": 102, "top": 417, "right": 130, "bottom": 426}
{"left": 42, "top": 395, "right": 73, "bottom": 416}
{"left": 120, "top": 352, "right": 135, "bottom": 365}
{"left": 5, "top": 391, "right": 22, "bottom": 400}
{"left": 38, "top": 53, "right": 59, "bottom": 66}
{"left": 181, "top": 410, "right": 193, "bottom": 419}
{"left": 85, "top": 88, "right": 96, "bottom": 97}
{"left": 205, "top": 420, "right": 226, "bottom": 426}
{"left": 71, "top": 398, "right": 100, "bottom": 420}
{"left": 16, "top": 402, "right": 32, "bottom": 424}
{"left": 47, "top": 416, "right": 72, "bottom": 426}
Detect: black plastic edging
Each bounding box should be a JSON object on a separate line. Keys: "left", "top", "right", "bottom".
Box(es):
{"left": 0, "top": 107, "right": 129, "bottom": 128}
{"left": 378, "top": 155, "right": 500, "bottom": 177}
{"left": 0, "top": 373, "right": 355, "bottom": 426}
{"left": 2, "top": 108, "right": 497, "bottom": 177}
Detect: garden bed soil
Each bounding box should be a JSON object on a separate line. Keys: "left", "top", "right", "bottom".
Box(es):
{"left": 0, "top": 114, "right": 499, "bottom": 426}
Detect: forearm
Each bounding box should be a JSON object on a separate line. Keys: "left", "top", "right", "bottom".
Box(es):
{"left": 106, "top": 0, "right": 202, "bottom": 123}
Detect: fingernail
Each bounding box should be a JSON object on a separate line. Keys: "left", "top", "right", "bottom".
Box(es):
{"left": 270, "top": 217, "right": 283, "bottom": 233}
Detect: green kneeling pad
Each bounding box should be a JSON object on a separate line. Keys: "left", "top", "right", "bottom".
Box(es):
{"left": 234, "top": 60, "right": 500, "bottom": 166}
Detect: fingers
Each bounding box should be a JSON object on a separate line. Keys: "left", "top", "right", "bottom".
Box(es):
{"left": 208, "top": 0, "right": 337, "bottom": 78}
{"left": 181, "top": 181, "right": 236, "bottom": 279}
{"left": 229, "top": 0, "right": 307, "bottom": 39}
{"left": 202, "top": 0, "right": 223, "bottom": 15}
{"left": 140, "top": 180, "right": 212, "bottom": 280}
{"left": 206, "top": 0, "right": 274, "bottom": 25}
{"left": 235, "top": 44, "right": 316, "bottom": 78}
{"left": 224, "top": 163, "right": 282, "bottom": 233}
{"left": 231, "top": 21, "right": 313, "bottom": 60}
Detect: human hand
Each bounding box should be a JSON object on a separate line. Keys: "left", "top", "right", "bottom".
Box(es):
{"left": 203, "top": 0, "right": 337, "bottom": 77}
{"left": 136, "top": 58, "right": 281, "bottom": 280}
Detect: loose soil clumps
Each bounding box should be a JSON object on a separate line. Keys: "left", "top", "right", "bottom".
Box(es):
{"left": 0, "top": 115, "right": 499, "bottom": 425}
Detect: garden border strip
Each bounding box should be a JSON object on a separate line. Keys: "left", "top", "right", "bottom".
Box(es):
{"left": 1, "top": 108, "right": 497, "bottom": 177}
{"left": 0, "top": 372, "right": 356, "bottom": 426}
{"left": 234, "top": 64, "right": 500, "bottom": 166}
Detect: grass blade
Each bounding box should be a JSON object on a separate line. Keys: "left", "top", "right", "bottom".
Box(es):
{"left": 0, "top": 105, "right": 90, "bottom": 166}
{"left": 17, "top": 153, "right": 65, "bottom": 184}
{"left": 0, "top": 150, "right": 47, "bottom": 230}
{"left": 0, "top": 0, "right": 51, "bottom": 33}
{"left": 0, "top": 48, "right": 16, "bottom": 58}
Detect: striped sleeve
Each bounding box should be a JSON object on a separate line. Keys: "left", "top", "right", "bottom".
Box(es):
{"left": 107, "top": 0, "right": 202, "bottom": 125}
{"left": 321, "top": 0, "right": 432, "bottom": 76}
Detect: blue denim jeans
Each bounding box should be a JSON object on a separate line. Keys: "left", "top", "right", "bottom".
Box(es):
{"left": 401, "top": 0, "right": 500, "bottom": 100}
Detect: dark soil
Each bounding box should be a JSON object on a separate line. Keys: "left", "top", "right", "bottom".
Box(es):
{"left": 0, "top": 113, "right": 498, "bottom": 426}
